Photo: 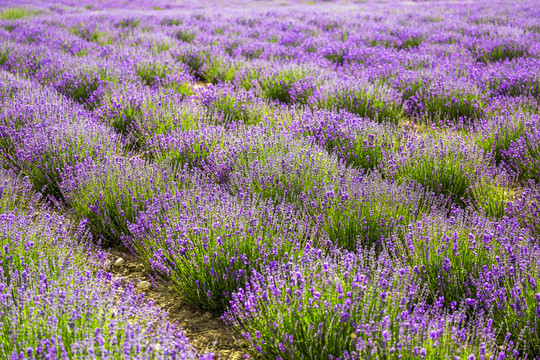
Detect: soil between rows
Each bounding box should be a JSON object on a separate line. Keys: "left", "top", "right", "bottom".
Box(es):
{"left": 107, "top": 249, "right": 249, "bottom": 360}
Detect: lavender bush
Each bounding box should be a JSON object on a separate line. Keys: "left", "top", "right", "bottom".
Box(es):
{"left": 0, "top": 211, "right": 212, "bottom": 359}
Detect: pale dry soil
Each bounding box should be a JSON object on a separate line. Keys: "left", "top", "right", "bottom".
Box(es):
{"left": 107, "top": 250, "right": 250, "bottom": 360}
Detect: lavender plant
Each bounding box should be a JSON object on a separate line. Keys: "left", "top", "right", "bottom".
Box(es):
{"left": 258, "top": 67, "right": 317, "bottom": 105}
{"left": 224, "top": 248, "right": 514, "bottom": 359}
{"left": 0, "top": 211, "right": 211, "bottom": 359}
{"left": 386, "top": 134, "right": 491, "bottom": 207}
{"left": 315, "top": 83, "right": 402, "bottom": 124}
{"left": 0, "top": 7, "right": 38, "bottom": 20}
{"left": 311, "top": 176, "right": 439, "bottom": 252}
{"left": 60, "top": 157, "right": 187, "bottom": 245}
{"left": 294, "top": 110, "right": 401, "bottom": 173}
{"left": 128, "top": 186, "right": 314, "bottom": 312}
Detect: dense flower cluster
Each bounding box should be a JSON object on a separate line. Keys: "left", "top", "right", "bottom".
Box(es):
{"left": 1, "top": 0, "right": 540, "bottom": 358}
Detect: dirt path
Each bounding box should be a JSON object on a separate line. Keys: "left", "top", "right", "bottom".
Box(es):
{"left": 107, "top": 250, "right": 250, "bottom": 360}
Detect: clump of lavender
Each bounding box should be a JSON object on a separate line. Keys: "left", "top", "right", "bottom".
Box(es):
{"left": 470, "top": 173, "right": 515, "bottom": 219}
{"left": 224, "top": 248, "right": 513, "bottom": 359}
{"left": 135, "top": 59, "right": 194, "bottom": 96}
{"left": 0, "top": 169, "right": 41, "bottom": 214}
{"left": 315, "top": 82, "right": 402, "bottom": 124}
{"left": 60, "top": 156, "right": 191, "bottom": 245}
{"left": 311, "top": 175, "right": 440, "bottom": 252}
{"left": 1, "top": 268, "right": 212, "bottom": 359}
{"left": 173, "top": 48, "right": 240, "bottom": 85}
{"left": 257, "top": 66, "right": 318, "bottom": 105}
{"left": 293, "top": 110, "right": 401, "bottom": 173}
{"left": 0, "top": 7, "right": 38, "bottom": 20}
{"left": 0, "top": 210, "right": 93, "bottom": 289}
{"left": 474, "top": 240, "right": 540, "bottom": 357}
{"left": 397, "top": 75, "right": 485, "bottom": 124}
{"left": 475, "top": 41, "right": 529, "bottom": 64}
{"left": 473, "top": 112, "right": 527, "bottom": 165}
{"left": 199, "top": 84, "right": 273, "bottom": 126}
{"left": 12, "top": 120, "right": 121, "bottom": 201}
{"left": 392, "top": 208, "right": 529, "bottom": 306}
{"left": 128, "top": 186, "right": 315, "bottom": 312}
{"left": 227, "top": 133, "right": 358, "bottom": 206}
{"left": 96, "top": 83, "right": 200, "bottom": 150}
{"left": 173, "top": 47, "right": 210, "bottom": 81}
{"left": 0, "top": 211, "right": 211, "bottom": 359}
{"left": 481, "top": 59, "right": 540, "bottom": 99}
{"left": 385, "top": 133, "right": 491, "bottom": 207}
{"left": 507, "top": 180, "right": 540, "bottom": 239}
{"left": 501, "top": 114, "right": 540, "bottom": 182}
{"left": 54, "top": 68, "right": 107, "bottom": 109}
{"left": 145, "top": 125, "right": 229, "bottom": 175}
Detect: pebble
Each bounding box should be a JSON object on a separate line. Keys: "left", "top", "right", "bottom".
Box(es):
{"left": 203, "top": 312, "right": 213, "bottom": 320}
{"left": 114, "top": 258, "right": 125, "bottom": 267}
{"left": 137, "top": 281, "right": 151, "bottom": 291}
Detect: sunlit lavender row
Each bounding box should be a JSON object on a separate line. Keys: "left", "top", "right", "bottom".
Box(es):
{"left": 1, "top": 0, "right": 540, "bottom": 359}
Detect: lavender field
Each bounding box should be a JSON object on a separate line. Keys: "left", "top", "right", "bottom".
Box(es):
{"left": 1, "top": 0, "right": 540, "bottom": 358}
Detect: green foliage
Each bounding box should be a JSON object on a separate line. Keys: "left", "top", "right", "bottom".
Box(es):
{"left": 70, "top": 26, "right": 112, "bottom": 45}
{"left": 0, "top": 7, "right": 38, "bottom": 20}
{"left": 0, "top": 212, "right": 90, "bottom": 289}
{"left": 160, "top": 18, "right": 182, "bottom": 26}
{"left": 229, "top": 137, "right": 348, "bottom": 206}
{"left": 63, "top": 158, "right": 181, "bottom": 246}
{"left": 0, "top": 47, "right": 11, "bottom": 68}
{"left": 477, "top": 45, "right": 528, "bottom": 64}
{"left": 401, "top": 81, "right": 485, "bottom": 123}
{"left": 323, "top": 50, "right": 346, "bottom": 66}
{"left": 397, "top": 35, "right": 423, "bottom": 50}
{"left": 57, "top": 72, "right": 104, "bottom": 109}
{"left": 131, "top": 190, "right": 309, "bottom": 313}
{"left": 395, "top": 214, "right": 509, "bottom": 305}
{"left": 17, "top": 122, "right": 119, "bottom": 201}
{"left": 317, "top": 180, "right": 433, "bottom": 252}
{"left": 136, "top": 62, "right": 169, "bottom": 87}
{"left": 259, "top": 69, "right": 316, "bottom": 105}
{"left": 136, "top": 62, "right": 194, "bottom": 96}
{"left": 202, "top": 58, "right": 240, "bottom": 84}
{"left": 0, "top": 172, "right": 41, "bottom": 214}
{"left": 471, "top": 178, "right": 514, "bottom": 218}
{"left": 317, "top": 86, "right": 402, "bottom": 124}
{"left": 115, "top": 18, "right": 140, "bottom": 29}
{"left": 205, "top": 92, "right": 273, "bottom": 126}
{"left": 175, "top": 50, "right": 209, "bottom": 79}
{"left": 174, "top": 29, "right": 195, "bottom": 43}
{"left": 390, "top": 136, "right": 487, "bottom": 206}
{"left": 149, "top": 130, "right": 223, "bottom": 173}
{"left": 474, "top": 117, "right": 526, "bottom": 165}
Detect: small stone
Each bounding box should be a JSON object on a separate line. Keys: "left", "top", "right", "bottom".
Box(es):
{"left": 136, "top": 264, "right": 145, "bottom": 271}
{"left": 203, "top": 312, "right": 213, "bottom": 320}
{"left": 114, "top": 258, "right": 125, "bottom": 267}
{"left": 128, "top": 263, "right": 137, "bottom": 269}
{"left": 137, "top": 281, "right": 151, "bottom": 291}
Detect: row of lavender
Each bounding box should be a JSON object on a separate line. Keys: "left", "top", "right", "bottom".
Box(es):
{"left": 0, "top": 74, "right": 212, "bottom": 358}
{"left": 1, "top": 0, "right": 540, "bottom": 359}
{"left": 1, "top": 0, "right": 540, "bottom": 122}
